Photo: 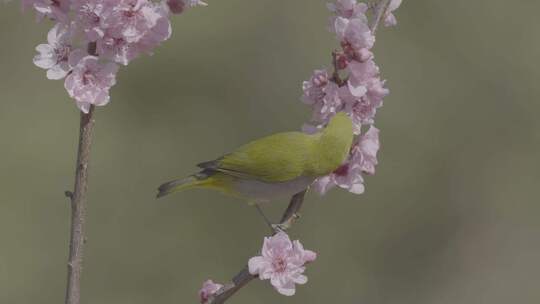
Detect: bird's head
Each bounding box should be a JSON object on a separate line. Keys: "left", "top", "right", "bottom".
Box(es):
{"left": 324, "top": 112, "right": 353, "bottom": 139}
{"left": 318, "top": 112, "right": 354, "bottom": 170}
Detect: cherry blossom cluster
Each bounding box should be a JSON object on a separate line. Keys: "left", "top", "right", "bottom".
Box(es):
{"left": 22, "top": 0, "right": 206, "bottom": 113}
{"left": 303, "top": 0, "right": 401, "bottom": 195}
{"left": 198, "top": 232, "right": 317, "bottom": 302}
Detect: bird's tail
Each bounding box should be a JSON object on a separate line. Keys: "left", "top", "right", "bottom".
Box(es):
{"left": 156, "top": 170, "right": 213, "bottom": 198}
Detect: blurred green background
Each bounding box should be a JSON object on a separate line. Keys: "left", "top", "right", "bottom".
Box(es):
{"left": 1, "top": 1, "right": 539, "bottom": 303}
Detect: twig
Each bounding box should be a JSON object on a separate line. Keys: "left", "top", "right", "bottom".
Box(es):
{"left": 209, "top": 266, "right": 255, "bottom": 304}
{"left": 64, "top": 105, "right": 96, "bottom": 304}
{"left": 279, "top": 190, "right": 307, "bottom": 227}
{"left": 370, "top": 0, "right": 392, "bottom": 34}
{"left": 331, "top": 50, "right": 345, "bottom": 86}
{"left": 208, "top": 190, "right": 308, "bottom": 304}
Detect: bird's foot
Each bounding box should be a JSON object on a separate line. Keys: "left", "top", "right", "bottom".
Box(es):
{"left": 272, "top": 213, "right": 301, "bottom": 233}
{"left": 271, "top": 223, "right": 287, "bottom": 233}
{"left": 254, "top": 204, "right": 277, "bottom": 234}
{"left": 254, "top": 204, "right": 301, "bottom": 234}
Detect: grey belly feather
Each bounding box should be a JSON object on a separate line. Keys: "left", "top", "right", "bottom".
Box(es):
{"left": 232, "top": 176, "right": 315, "bottom": 202}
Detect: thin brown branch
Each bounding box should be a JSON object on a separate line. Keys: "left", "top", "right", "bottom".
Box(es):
{"left": 331, "top": 50, "right": 345, "bottom": 86}
{"left": 209, "top": 267, "right": 255, "bottom": 304}
{"left": 208, "top": 190, "right": 308, "bottom": 304}
{"left": 64, "top": 105, "right": 96, "bottom": 304}
{"left": 87, "top": 42, "right": 97, "bottom": 56}
{"left": 279, "top": 190, "right": 307, "bottom": 227}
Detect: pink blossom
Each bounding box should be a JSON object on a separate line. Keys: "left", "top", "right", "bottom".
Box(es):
{"left": 33, "top": 23, "right": 73, "bottom": 80}
{"left": 344, "top": 81, "right": 387, "bottom": 131}
{"left": 305, "top": 75, "right": 384, "bottom": 135}
{"left": 356, "top": 47, "right": 373, "bottom": 62}
{"left": 356, "top": 125, "right": 380, "bottom": 175}
{"left": 64, "top": 54, "right": 119, "bottom": 113}
{"left": 311, "top": 174, "right": 340, "bottom": 196}
{"left": 345, "top": 60, "right": 388, "bottom": 131}
{"left": 384, "top": 0, "right": 402, "bottom": 27}
{"left": 198, "top": 280, "right": 223, "bottom": 304}
{"left": 327, "top": 0, "right": 368, "bottom": 20}
{"left": 313, "top": 126, "right": 380, "bottom": 195}
{"left": 312, "top": 82, "right": 345, "bottom": 124}
{"left": 96, "top": 31, "right": 135, "bottom": 65}
{"left": 334, "top": 17, "right": 374, "bottom": 54}
{"left": 302, "top": 69, "right": 329, "bottom": 105}
{"left": 72, "top": 0, "right": 109, "bottom": 41}
{"left": 75, "top": 0, "right": 171, "bottom": 65}
{"left": 134, "top": 7, "right": 172, "bottom": 53}
{"left": 98, "top": 24, "right": 170, "bottom": 65}
{"left": 248, "top": 232, "right": 317, "bottom": 296}
{"left": 348, "top": 58, "right": 379, "bottom": 83}
{"left": 92, "top": 0, "right": 171, "bottom": 64}
{"left": 22, "top": 0, "right": 70, "bottom": 22}
{"left": 99, "top": 0, "right": 159, "bottom": 43}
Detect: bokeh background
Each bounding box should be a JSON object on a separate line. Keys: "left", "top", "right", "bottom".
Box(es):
{"left": 1, "top": 1, "right": 539, "bottom": 303}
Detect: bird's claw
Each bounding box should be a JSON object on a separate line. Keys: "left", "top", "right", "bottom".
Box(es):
{"left": 271, "top": 223, "right": 287, "bottom": 233}
{"left": 272, "top": 213, "right": 301, "bottom": 233}
{"left": 254, "top": 204, "right": 302, "bottom": 234}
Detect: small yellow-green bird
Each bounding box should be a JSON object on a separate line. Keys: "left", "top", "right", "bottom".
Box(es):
{"left": 157, "top": 112, "right": 353, "bottom": 203}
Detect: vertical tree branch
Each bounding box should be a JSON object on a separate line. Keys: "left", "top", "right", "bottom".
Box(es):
{"left": 64, "top": 105, "right": 96, "bottom": 304}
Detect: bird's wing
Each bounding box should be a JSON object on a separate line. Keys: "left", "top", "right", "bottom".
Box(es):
{"left": 198, "top": 132, "right": 315, "bottom": 183}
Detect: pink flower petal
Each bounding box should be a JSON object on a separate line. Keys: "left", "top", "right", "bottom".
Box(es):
{"left": 248, "top": 232, "right": 316, "bottom": 296}
{"left": 198, "top": 279, "right": 223, "bottom": 304}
